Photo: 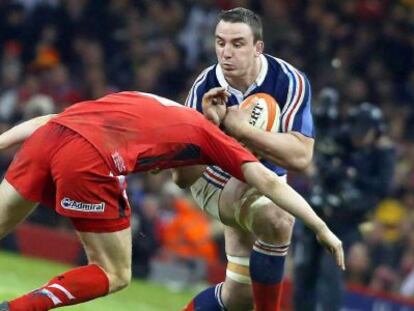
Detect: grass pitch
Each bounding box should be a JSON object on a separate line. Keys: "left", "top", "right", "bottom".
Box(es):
{"left": 0, "top": 251, "right": 195, "bottom": 310}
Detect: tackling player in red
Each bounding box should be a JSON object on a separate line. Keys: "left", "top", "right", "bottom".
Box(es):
{"left": 0, "top": 91, "right": 343, "bottom": 311}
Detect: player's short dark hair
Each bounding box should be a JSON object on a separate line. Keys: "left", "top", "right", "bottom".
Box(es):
{"left": 217, "top": 7, "right": 263, "bottom": 42}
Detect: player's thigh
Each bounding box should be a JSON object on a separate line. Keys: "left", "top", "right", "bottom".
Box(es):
{"left": 0, "top": 179, "right": 38, "bottom": 210}
{"left": 77, "top": 227, "right": 132, "bottom": 292}
{"left": 222, "top": 181, "right": 294, "bottom": 244}
{"left": 0, "top": 179, "right": 38, "bottom": 236}
{"left": 218, "top": 177, "right": 250, "bottom": 226}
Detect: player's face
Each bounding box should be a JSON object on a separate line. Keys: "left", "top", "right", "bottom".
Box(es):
{"left": 215, "top": 21, "right": 263, "bottom": 79}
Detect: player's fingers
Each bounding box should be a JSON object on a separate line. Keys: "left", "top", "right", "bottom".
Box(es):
{"left": 215, "top": 90, "right": 231, "bottom": 103}
{"left": 221, "top": 90, "right": 231, "bottom": 99}
{"left": 212, "top": 98, "right": 226, "bottom": 106}
{"left": 215, "top": 91, "right": 230, "bottom": 104}
{"left": 205, "top": 87, "right": 227, "bottom": 99}
{"left": 340, "top": 246, "right": 345, "bottom": 271}
{"left": 335, "top": 242, "right": 345, "bottom": 270}
{"left": 215, "top": 92, "right": 229, "bottom": 102}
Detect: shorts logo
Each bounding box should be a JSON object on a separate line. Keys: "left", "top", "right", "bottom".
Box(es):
{"left": 61, "top": 197, "right": 105, "bottom": 213}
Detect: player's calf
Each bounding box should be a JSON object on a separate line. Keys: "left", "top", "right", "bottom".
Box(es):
{"left": 221, "top": 260, "right": 254, "bottom": 310}
{"left": 76, "top": 227, "right": 132, "bottom": 293}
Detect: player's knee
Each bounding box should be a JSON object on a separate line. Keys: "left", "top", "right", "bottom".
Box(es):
{"left": 252, "top": 207, "right": 295, "bottom": 242}
{"left": 279, "top": 212, "right": 295, "bottom": 231}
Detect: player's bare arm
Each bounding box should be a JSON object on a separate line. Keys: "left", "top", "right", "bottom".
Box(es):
{"left": 241, "top": 161, "right": 345, "bottom": 270}
{"left": 224, "top": 108, "right": 314, "bottom": 170}
{"left": 0, "top": 114, "right": 57, "bottom": 150}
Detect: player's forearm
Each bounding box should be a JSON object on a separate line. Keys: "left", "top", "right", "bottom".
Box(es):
{"left": 0, "top": 114, "right": 56, "bottom": 150}
{"left": 242, "top": 162, "right": 326, "bottom": 233}
{"left": 238, "top": 127, "right": 314, "bottom": 171}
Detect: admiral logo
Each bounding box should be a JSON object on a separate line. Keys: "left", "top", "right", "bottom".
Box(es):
{"left": 61, "top": 197, "right": 105, "bottom": 213}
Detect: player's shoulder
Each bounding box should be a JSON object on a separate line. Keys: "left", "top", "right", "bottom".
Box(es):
{"left": 264, "top": 54, "right": 309, "bottom": 82}
{"left": 263, "top": 54, "right": 311, "bottom": 105}
{"left": 192, "top": 64, "right": 218, "bottom": 87}
{"left": 186, "top": 64, "right": 219, "bottom": 108}
{"left": 96, "top": 91, "right": 145, "bottom": 103}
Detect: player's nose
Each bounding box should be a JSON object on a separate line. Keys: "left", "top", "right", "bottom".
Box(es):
{"left": 222, "top": 45, "right": 233, "bottom": 58}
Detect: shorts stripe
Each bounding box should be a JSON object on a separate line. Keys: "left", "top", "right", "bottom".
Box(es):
{"left": 201, "top": 175, "right": 224, "bottom": 189}
{"left": 204, "top": 167, "right": 230, "bottom": 187}
{"left": 205, "top": 170, "right": 228, "bottom": 184}
{"left": 209, "top": 166, "right": 231, "bottom": 179}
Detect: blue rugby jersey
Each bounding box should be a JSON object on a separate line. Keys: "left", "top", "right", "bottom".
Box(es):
{"left": 186, "top": 54, "right": 314, "bottom": 184}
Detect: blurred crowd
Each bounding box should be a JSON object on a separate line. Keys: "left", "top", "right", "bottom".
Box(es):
{"left": 0, "top": 0, "right": 414, "bottom": 298}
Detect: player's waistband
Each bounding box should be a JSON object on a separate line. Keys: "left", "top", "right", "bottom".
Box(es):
{"left": 202, "top": 166, "right": 231, "bottom": 189}
{"left": 202, "top": 165, "right": 287, "bottom": 190}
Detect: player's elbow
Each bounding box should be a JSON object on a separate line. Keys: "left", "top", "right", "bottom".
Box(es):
{"left": 171, "top": 166, "right": 205, "bottom": 188}
{"left": 291, "top": 155, "right": 312, "bottom": 171}
{"left": 285, "top": 132, "right": 314, "bottom": 171}
{"left": 288, "top": 150, "right": 313, "bottom": 171}
{"left": 171, "top": 169, "right": 193, "bottom": 188}
{"left": 172, "top": 174, "right": 189, "bottom": 189}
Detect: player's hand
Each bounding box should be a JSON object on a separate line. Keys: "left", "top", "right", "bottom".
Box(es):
{"left": 315, "top": 224, "right": 345, "bottom": 270}
{"left": 202, "top": 87, "right": 230, "bottom": 126}
{"left": 223, "top": 105, "right": 253, "bottom": 140}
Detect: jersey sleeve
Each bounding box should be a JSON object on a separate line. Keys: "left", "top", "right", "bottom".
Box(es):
{"left": 199, "top": 121, "right": 258, "bottom": 181}
{"left": 185, "top": 65, "right": 215, "bottom": 112}
{"left": 278, "top": 68, "right": 314, "bottom": 138}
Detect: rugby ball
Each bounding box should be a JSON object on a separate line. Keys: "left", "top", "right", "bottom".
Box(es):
{"left": 240, "top": 93, "right": 280, "bottom": 132}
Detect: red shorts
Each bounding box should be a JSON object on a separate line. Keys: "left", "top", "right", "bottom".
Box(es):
{"left": 5, "top": 123, "right": 131, "bottom": 233}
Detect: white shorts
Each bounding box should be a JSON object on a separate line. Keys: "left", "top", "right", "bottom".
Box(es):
{"left": 191, "top": 166, "right": 287, "bottom": 224}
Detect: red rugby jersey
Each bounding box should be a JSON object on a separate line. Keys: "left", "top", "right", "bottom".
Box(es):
{"left": 52, "top": 91, "right": 257, "bottom": 181}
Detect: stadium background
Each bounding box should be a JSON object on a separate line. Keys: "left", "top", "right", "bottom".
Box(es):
{"left": 0, "top": 0, "right": 414, "bottom": 310}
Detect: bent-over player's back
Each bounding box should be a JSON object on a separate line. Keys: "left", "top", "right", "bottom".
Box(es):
{"left": 52, "top": 91, "right": 257, "bottom": 180}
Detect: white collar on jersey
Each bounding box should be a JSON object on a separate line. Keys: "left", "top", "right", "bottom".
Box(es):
{"left": 215, "top": 54, "right": 268, "bottom": 95}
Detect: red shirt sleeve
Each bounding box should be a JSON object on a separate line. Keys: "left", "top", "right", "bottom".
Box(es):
{"left": 200, "top": 122, "right": 258, "bottom": 181}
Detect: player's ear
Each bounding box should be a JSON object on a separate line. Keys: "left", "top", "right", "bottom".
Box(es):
{"left": 255, "top": 40, "right": 264, "bottom": 56}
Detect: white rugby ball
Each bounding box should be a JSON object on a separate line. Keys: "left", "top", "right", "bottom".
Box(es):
{"left": 240, "top": 93, "right": 280, "bottom": 132}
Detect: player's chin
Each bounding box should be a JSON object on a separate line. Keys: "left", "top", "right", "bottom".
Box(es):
{"left": 221, "top": 67, "right": 238, "bottom": 76}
